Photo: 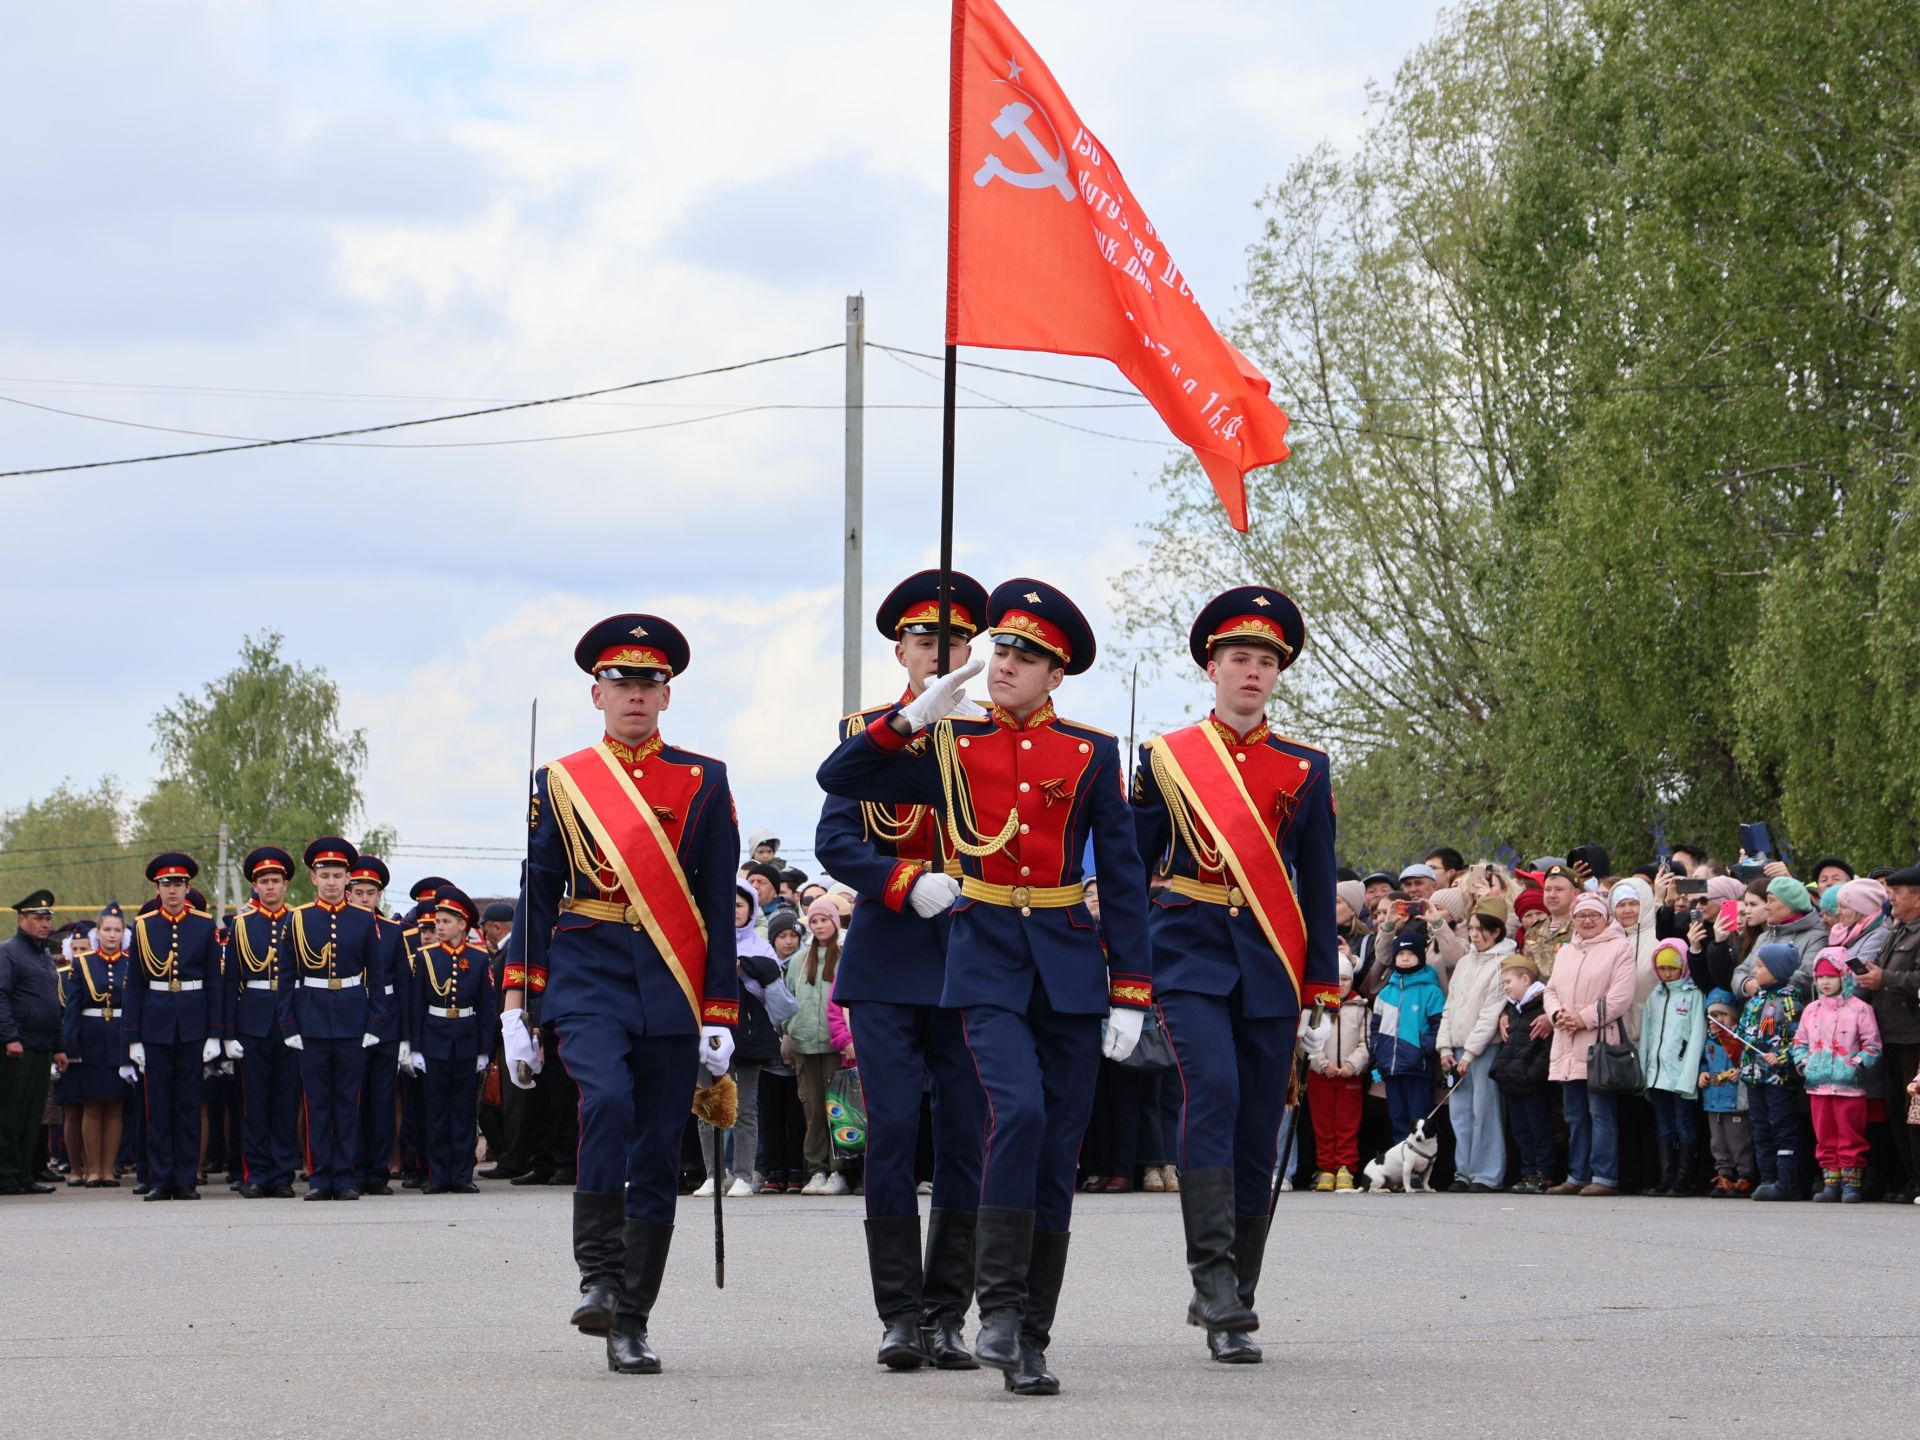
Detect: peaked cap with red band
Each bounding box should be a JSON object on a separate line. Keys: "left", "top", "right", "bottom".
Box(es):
{"left": 1189, "top": 585, "right": 1305, "bottom": 673}
{"left": 304, "top": 836, "right": 359, "bottom": 871}
{"left": 347, "top": 855, "right": 391, "bottom": 890}
{"left": 146, "top": 851, "right": 200, "bottom": 883}
{"left": 986, "top": 577, "right": 1095, "bottom": 676}
{"left": 242, "top": 846, "right": 293, "bottom": 882}
{"left": 874, "top": 568, "right": 990, "bottom": 641}
{"left": 574, "top": 613, "right": 689, "bottom": 684}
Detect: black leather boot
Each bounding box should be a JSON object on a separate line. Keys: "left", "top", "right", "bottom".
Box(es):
{"left": 1181, "top": 1168, "right": 1257, "bottom": 1332}
{"left": 570, "top": 1191, "right": 625, "bottom": 1335}
{"left": 1670, "top": 1140, "right": 1699, "bottom": 1197}
{"left": 1207, "top": 1212, "right": 1270, "bottom": 1364}
{"left": 1006, "top": 1230, "right": 1070, "bottom": 1396}
{"left": 970, "top": 1205, "right": 1034, "bottom": 1372}
{"left": 606, "top": 1219, "right": 672, "bottom": 1374}
{"left": 866, "top": 1214, "right": 934, "bottom": 1370}
{"left": 1646, "top": 1141, "right": 1673, "bottom": 1197}
{"left": 920, "top": 1207, "right": 979, "bottom": 1369}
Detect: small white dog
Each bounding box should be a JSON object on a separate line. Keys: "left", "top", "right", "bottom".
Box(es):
{"left": 1363, "top": 1119, "right": 1438, "bottom": 1193}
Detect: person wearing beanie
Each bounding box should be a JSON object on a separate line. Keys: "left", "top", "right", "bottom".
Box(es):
{"left": 1435, "top": 898, "right": 1514, "bottom": 1192}
{"left": 1737, "top": 943, "right": 1807, "bottom": 1200}
{"left": 1791, "top": 950, "right": 1882, "bottom": 1202}
{"left": 1304, "top": 954, "right": 1371, "bottom": 1193}
{"left": 1732, "top": 877, "right": 1829, "bottom": 998}
{"left": 1369, "top": 924, "right": 1446, "bottom": 1150}
{"left": 781, "top": 896, "right": 851, "bottom": 1196}
{"left": 1542, "top": 892, "right": 1636, "bottom": 1195}
{"left": 1699, "top": 988, "right": 1757, "bottom": 1195}
{"left": 1830, "top": 878, "right": 1892, "bottom": 972}
{"left": 1638, "top": 939, "right": 1707, "bottom": 1195}
{"left": 1491, "top": 953, "right": 1553, "bottom": 1192}
{"left": 1422, "top": 886, "right": 1470, "bottom": 987}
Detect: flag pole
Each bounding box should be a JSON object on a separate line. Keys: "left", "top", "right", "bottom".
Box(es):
{"left": 937, "top": 0, "right": 965, "bottom": 680}
{"left": 935, "top": 343, "right": 957, "bottom": 678}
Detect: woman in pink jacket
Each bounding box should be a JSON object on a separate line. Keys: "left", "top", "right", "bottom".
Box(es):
{"left": 1543, "top": 892, "right": 1638, "bottom": 1196}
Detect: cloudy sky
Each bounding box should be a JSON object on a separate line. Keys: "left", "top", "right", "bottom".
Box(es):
{"left": 1, "top": 0, "right": 1443, "bottom": 896}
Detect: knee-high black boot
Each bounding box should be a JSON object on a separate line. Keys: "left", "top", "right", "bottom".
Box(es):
{"left": 570, "top": 1191, "right": 624, "bottom": 1334}
{"left": 1181, "top": 1167, "right": 1257, "bottom": 1331}
{"left": 920, "top": 1208, "right": 980, "bottom": 1369}
{"left": 606, "top": 1219, "right": 673, "bottom": 1374}
{"left": 866, "top": 1214, "right": 934, "bottom": 1369}
{"left": 970, "top": 1205, "right": 1034, "bottom": 1372}
{"left": 1007, "top": 1230, "right": 1070, "bottom": 1396}
{"left": 1208, "top": 1212, "right": 1271, "bottom": 1364}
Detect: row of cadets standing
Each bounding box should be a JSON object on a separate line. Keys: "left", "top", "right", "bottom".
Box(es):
{"left": 395, "top": 875, "right": 450, "bottom": 1188}
{"left": 411, "top": 886, "right": 496, "bottom": 1193}
{"left": 345, "top": 855, "right": 411, "bottom": 1195}
{"left": 814, "top": 569, "right": 989, "bottom": 1371}
{"left": 815, "top": 576, "right": 1155, "bottom": 1397}
{"left": 506, "top": 613, "right": 741, "bottom": 1375}
{"left": 226, "top": 847, "right": 301, "bottom": 1197}
{"left": 283, "top": 837, "right": 390, "bottom": 1201}
{"left": 125, "top": 853, "right": 224, "bottom": 1200}
{"left": 1131, "top": 588, "right": 1338, "bottom": 1364}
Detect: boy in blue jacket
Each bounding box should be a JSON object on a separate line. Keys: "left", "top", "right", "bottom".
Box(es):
{"left": 1699, "top": 988, "right": 1756, "bottom": 1196}
{"left": 1369, "top": 926, "right": 1445, "bottom": 1147}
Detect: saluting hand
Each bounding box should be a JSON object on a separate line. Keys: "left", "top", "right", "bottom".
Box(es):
{"left": 898, "top": 659, "right": 985, "bottom": 732}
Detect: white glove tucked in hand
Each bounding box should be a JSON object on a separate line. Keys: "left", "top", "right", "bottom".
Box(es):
{"left": 501, "top": 1011, "right": 538, "bottom": 1075}
{"left": 698, "top": 1025, "right": 735, "bottom": 1077}
{"left": 908, "top": 872, "right": 963, "bottom": 919}
{"left": 409, "top": 1051, "right": 426, "bottom": 1074}
{"left": 118, "top": 1064, "right": 139, "bottom": 1085}
{"left": 127, "top": 1042, "right": 147, "bottom": 1072}
{"left": 474, "top": 1055, "right": 489, "bottom": 1075}
{"left": 201, "top": 1038, "right": 222, "bottom": 1064}
{"left": 1102, "top": 1006, "right": 1145, "bottom": 1063}
{"left": 397, "top": 1040, "right": 411, "bottom": 1070}
{"left": 362, "top": 1032, "right": 379, "bottom": 1049}
{"left": 284, "top": 1034, "right": 305, "bottom": 1051}
{"left": 900, "top": 658, "right": 985, "bottom": 731}
{"left": 224, "top": 1039, "right": 244, "bottom": 1060}
{"left": 1297, "top": 1009, "right": 1329, "bottom": 1059}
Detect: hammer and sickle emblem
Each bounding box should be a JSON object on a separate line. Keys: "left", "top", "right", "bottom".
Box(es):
{"left": 974, "top": 101, "right": 1076, "bottom": 202}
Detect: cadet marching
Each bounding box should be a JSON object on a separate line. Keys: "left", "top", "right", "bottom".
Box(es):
{"left": 0, "top": 585, "right": 1334, "bottom": 1398}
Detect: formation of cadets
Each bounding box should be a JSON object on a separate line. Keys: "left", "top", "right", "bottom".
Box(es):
{"left": 0, "top": 569, "right": 1336, "bottom": 1399}
{"left": 0, "top": 848, "right": 510, "bottom": 1203}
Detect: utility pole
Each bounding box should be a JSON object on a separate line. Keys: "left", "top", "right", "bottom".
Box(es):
{"left": 843, "top": 294, "right": 865, "bottom": 715}
{"left": 215, "top": 822, "right": 229, "bottom": 920}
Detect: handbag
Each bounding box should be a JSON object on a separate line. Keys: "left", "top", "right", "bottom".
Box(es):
{"left": 1119, "top": 1005, "right": 1176, "bottom": 1072}
{"left": 826, "top": 1067, "right": 867, "bottom": 1160}
{"left": 1907, "top": 1087, "right": 1920, "bottom": 1127}
{"left": 1585, "top": 995, "right": 1644, "bottom": 1095}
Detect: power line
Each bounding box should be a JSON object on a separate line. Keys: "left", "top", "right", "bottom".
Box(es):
{"left": 877, "top": 347, "right": 1179, "bottom": 450}
{"left": 0, "top": 342, "right": 847, "bottom": 479}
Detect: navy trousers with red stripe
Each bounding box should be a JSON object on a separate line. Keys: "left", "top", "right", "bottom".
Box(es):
{"left": 960, "top": 981, "right": 1101, "bottom": 1231}
{"left": 1160, "top": 986, "right": 1296, "bottom": 1215}
{"left": 142, "top": 1040, "right": 203, "bottom": 1195}
{"left": 299, "top": 1039, "right": 363, "bottom": 1194}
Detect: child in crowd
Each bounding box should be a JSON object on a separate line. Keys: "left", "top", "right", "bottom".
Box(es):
{"left": 1699, "top": 989, "right": 1757, "bottom": 1196}
{"left": 1369, "top": 925, "right": 1445, "bottom": 1149}
{"left": 757, "top": 911, "right": 808, "bottom": 1193}
{"left": 1306, "top": 954, "right": 1371, "bottom": 1192}
{"left": 1737, "top": 943, "right": 1805, "bottom": 1201}
{"left": 1491, "top": 953, "right": 1552, "bottom": 1193}
{"left": 1791, "top": 949, "right": 1882, "bottom": 1203}
{"left": 782, "top": 896, "right": 849, "bottom": 1196}
{"left": 1639, "top": 938, "right": 1707, "bottom": 1195}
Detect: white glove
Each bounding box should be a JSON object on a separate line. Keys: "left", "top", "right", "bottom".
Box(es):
{"left": 410, "top": 1051, "right": 426, "bottom": 1074}
{"left": 201, "top": 1038, "right": 222, "bottom": 1063}
{"left": 397, "top": 1040, "right": 411, "bottom": 1068}
{"left": 909, "top": 872, "right": 963, "bottom": 919}
{"left": 1102, "top": 1007, "right": 1145, "bottom": 1062}
{"left": 901, "top": 658, "right": 984, "bottom": 730}
{"left": 285, "top": 1034, "right": 305, "bottom": 1051}
{"left": 1297, "top": 1009, "right": 1329, "bottom": 1059}
{"left": 119, "top": 1064, "right": 139, "bottom": 1085}
{"left": 225, "top": 1039, "right": 245, "bottom": 1060}
{"left": 501, "top": 1011, "right": 538, "bottom": 1074}
{"left": 698, "top": 1025, "right": 735, "bottom": 1077}
{"left": 128, "top": 1042, "right": 147, "bottom": 1072}
{"left": 362, "top": 1032, "right": 379, "bottom": 1049}
{"left": 475, "top": 1054, "right": 489, "bottom": 1075}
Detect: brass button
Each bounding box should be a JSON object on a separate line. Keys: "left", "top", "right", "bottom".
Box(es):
{"left": 1078, "top": 742, "right": 1090, "bottom": 753}
{"left": 1011, "top": 886, "right": 1031, "bottom": 908}
{"left": 1019, "top": 824, "right": 1031, "bottom": 835}
{"left": 1229, "top": 907, "right": 1241, "bottom": 917}
{"left": 690, "top": 765, "right": 702, "bottom": 777}
{"left": 1018, "top": 782, "right": 1030, "bottom": 793}
{"left": 1298, "top": 759, "right": 1309, "bottom": 771}
{"left": 1020, "top": 866, "right": 1031, "bottom": 877}
{"left": 1021, "top": 739, "right": 1032, "bottom": 750}
{"left": 960, "top": 737, "right": 971, "bottom": 748}
{"left": 1235, "top": 752, "right": 1247, "bottom": 763}
{"left": 632, "top": 768, "right": 644, "bottom": 778}
{"left": 1019, "top": 907, "right": 1033, "bottom": 918}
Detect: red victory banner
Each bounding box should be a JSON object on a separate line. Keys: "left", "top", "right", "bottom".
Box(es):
{"left": 946, "top": 0, "right": 1290, "bottom": 530}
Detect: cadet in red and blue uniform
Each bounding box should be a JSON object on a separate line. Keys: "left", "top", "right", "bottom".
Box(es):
{"left": 280, "top": 838, "right": 390, "bottom": 1201}
{"left": 411, "top": 887, "right": 495, "bottom": 1193}
{"left": 816, "top": 577, "right": 1153, "bottom": 1397}
{"left": 815, "top": 569, "right": 990, "bottom": 1372}
{"left": 1133, "top": 587, "right": 1340, "bottom": 1365}
{"left": 506, "top": 614, "right": 740, "bottom": 1376}
{"left": 59, "top": 903, "right": 131, "bottom": 1186}
{"left": 124, "top": 854, "right": 225, "bottom": 1200}
{"left": 395, "top": 876, "right": 447, "bottom": 1189}
{"left": 346, "top": 855, "right": 410, "bottom": 1196}
{"left": 226, "top": 847, "right": 301, "bottom": 1198}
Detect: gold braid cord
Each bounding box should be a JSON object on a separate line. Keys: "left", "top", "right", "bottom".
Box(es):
{"left": 135, "top": 917, "right": 173, "bottom": 982}
{"left": 933, "top": 719, "right": 1020, "bottom": 859}
{"left": 547, "top": 770, "right": 614, "bottom": 885}
{"left": 76, "top": 955, "right": 112, "bottom": 1005}
{"left": 1148, "top": 744, "right": 1224, "bottom": 874}
{"left": 294, "top": 913, "right": 335, "bottom": 973}
{"left": 234, "top": 914, "right": 278, "bottom": 975}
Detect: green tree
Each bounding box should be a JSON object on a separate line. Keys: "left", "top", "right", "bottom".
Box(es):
{"left": 0, "top": 779, "right": 150, "bottom": 934}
